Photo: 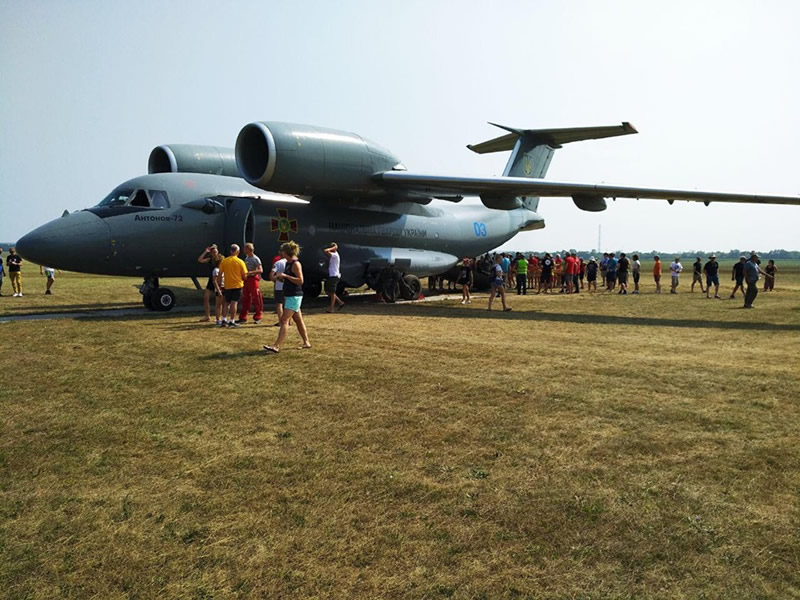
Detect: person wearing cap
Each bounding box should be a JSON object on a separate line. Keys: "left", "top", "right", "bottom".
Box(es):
{"left": 729, "top": 256, "right": 747, "bottom": 299}
{"left": 743, "top": 253, "right": 768, "bottom": 308}
{"left": 585, "top": 256, "right": 598, "bottom": 292}
{"left": 691, "top": 257, "right": 706, "bottom": 293}
{"left": 323, "top": 242, "right": 345, "bottom": 313}
{"left": 703, "top": 255, "right": 721, "bottom": 299}
{"left": 457, "top": 257, "right": 473, "bottom": 304}
{"left": 763, "top": 260, "right": 778, "bottom": 291}
{"left": 669, "top": 257, "right": 683, "bottom": 294}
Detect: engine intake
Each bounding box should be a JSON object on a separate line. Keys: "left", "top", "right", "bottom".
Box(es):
{"left": 235, "top": 121, "right": 402, "bottom": 196}
{"left": 148, "top": 145, "right": 240, "bottom": 178}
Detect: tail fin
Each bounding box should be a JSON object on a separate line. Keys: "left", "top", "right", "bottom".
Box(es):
{"left": 468, "top": 122, "right": 637, "bottom": 211}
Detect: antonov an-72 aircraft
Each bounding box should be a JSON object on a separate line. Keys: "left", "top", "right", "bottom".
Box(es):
{"left": 17, "top": 120, "right": 800, "bottom": 310}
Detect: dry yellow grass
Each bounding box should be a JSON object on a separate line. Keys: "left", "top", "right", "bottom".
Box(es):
{"left": 1, "top": 263, "right": 799, "bottom": 598}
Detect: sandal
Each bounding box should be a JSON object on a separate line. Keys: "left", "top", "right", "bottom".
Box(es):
{"left": 263, "top": 346, "right": 279, "bottom": 353}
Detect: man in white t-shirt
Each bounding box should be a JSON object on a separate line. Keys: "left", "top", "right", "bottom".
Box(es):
{"left": 270, "top": 253, "right": 288, "bottom": 326}
{"left": 669, "top": 257, "right": 683, "bottom": 294}
{"left": 323, "top": 242, "right": 345, "bottom": 313}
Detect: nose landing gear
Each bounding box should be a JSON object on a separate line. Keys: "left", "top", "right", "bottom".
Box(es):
{"left": 140, "top": 277, "right": 176, "bottom": 311}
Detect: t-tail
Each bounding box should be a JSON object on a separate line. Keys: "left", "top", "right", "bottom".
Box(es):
{"left": 467, "top": 122, "right": 637, "bottom": 213}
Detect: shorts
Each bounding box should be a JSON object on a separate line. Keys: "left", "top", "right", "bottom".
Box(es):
{"left": 224, "top": 288, "right": 242, "bottom": 302}
{"left": 735, "top": 277, "right": 744, "bottom": 286}
{"left": 326, "top": 276, "right": 340, "bottom": 294}
{"left": 587, "top": 274, "right": 596, "bottom": 282}
{"left": 274, "top": 289, "right": 285, "bottom": 304}
{"left": 617, "top": 272, "right": 628, "bottom": 284}
{"left": 284, "top": 295, "right": 303, "bottom": 312}
{"left": 540, "top": 273, "right": 552, "bottom": 283}
{"left": 693, "top": 272, "right": 703, "bottom": 282}
{"left": 633, "top": 271, "right": 640, "bottom": 284}
{"left": 206, "top": 276, "right": 216, "bottom": 291}
{"left": 707, "top": 274, "right": 719, "bottom": 287}
{"left": 491, "top": 278, "right": 504, "bottom": 288}
{"left": 654, "top": 274, "right": 661, "bottom": 282}
{"left": 607, "top": 273, "right": 617, "bottom": 283}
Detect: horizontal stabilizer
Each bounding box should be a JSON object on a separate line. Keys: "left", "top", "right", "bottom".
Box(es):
{"left": 468, "top": 122, "right": 638, "bottom": 154}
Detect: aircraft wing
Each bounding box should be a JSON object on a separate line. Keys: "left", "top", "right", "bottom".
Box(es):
{"left": 377, "top": 172, "right": 800, "bottom": 207}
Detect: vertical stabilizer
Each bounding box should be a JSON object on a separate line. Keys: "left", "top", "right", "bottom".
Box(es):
{"left": 468, "top": 122, "right": 637, "bottom": 211}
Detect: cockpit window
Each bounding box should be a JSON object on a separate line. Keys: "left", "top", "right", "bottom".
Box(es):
{"left": 148, "top": 190, "right": 170, "bottom": 208}
{"left": 130, "top": 190, "right": 150, "bottom": 207}
{"left": 97, "top": 188, "right": 134, "bottom": 207}
{"left": 95, "top": 188, "right": 170, "bottom": 209}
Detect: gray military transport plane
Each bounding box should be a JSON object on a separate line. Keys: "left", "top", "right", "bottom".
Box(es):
{"left": 16, "top": 121, "right": 800, "bottom": 310}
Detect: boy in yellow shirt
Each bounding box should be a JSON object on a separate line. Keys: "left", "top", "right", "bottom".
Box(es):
{"left": 219, "top": 244, "right": 248, "bottom": 327}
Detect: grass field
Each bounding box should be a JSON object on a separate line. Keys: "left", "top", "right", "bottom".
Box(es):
{"left": 1, "top": 262, "right": 799, "bottom": 598}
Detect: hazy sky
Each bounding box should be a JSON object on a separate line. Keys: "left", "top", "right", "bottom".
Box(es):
{"left": 2, "top": 0, "right": 798, "bottom": 252}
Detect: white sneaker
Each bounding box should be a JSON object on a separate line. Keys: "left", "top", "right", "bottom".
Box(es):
{"left": 18, "top": 293, "right": 23, "bottom": 297}
{"left": 13, "top": 293, "right": 19, "bottom": 297}
{"left": 461, "top": 300, "right": 466, "bottom": 304}
{"left": 466, "top": 300, "right": 471, "bottom": 304}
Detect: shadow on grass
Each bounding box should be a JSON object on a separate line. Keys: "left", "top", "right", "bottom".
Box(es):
{"left": 202, "top": 349, "right": 276, "bottom": 360}
{"left": 381, "top": 303, "right": 800, "bottom": 332}
{"left": 0, "top": 301, "right": 142, "bottom": 316}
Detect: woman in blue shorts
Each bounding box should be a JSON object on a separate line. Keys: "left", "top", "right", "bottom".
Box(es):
{"left": 264, "top": 241, "right": 311, "bottom": 353}
{"left": 487, "top": 254, "right": 512, "bottom": 312}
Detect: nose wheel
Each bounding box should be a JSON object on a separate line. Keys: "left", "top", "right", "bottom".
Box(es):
{"left": 140, "top": 277, "right": 176, "bottom": 311}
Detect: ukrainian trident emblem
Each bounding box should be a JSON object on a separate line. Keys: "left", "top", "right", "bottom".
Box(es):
{"left": 271, "top": 208, "right": 298, "bottom": 242}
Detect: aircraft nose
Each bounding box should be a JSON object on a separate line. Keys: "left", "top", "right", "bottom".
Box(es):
{"left": 16, "top": 211, "right": 112, "bottom": 270}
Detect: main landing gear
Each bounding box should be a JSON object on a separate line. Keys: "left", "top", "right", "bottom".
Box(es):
{"left": 368, "top": 268, "right": 421, "bottom": 303}
{"left": 140, "top": 277, "right": 176, "bottom": 311}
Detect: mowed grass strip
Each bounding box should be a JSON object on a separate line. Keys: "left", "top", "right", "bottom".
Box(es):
{"left": 1, "top": 266, "right": 799, "bottom": 598}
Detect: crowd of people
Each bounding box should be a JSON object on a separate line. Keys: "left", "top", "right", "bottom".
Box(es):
{"left": 0, "top": 243, "right": 784, "bottom": 328}
{"left": 459, "top": 251, "right": 779, "bottom": 310}
{"left": 195, "top": 240, "right": 346, "bottom": 353}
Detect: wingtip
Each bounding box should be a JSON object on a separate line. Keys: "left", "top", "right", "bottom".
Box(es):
{"left": 622, "top": 122, "right": 639, "bottom": 134}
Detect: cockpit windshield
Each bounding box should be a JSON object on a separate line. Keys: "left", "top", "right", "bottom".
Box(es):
{"left": 95, "top": 188, "right": 170, "bottom": 208}
{"left": 97, "top": 188, "right": 134, "bottom": 207}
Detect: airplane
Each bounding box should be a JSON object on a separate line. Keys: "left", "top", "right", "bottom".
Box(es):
{"left": 16, "top": 120, "right": 800, "bottom": 311}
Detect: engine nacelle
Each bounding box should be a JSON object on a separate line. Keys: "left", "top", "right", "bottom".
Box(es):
{"left": 235, "top": 121, "right": 403, "bottom": 195}
{"left": 148, "top": 144, "right": 240, "bottom": 178}
{"left": 572, "top": 193, "right": 608, "bottom": 212}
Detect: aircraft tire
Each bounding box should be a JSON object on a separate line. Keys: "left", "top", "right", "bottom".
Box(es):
{"left": 142, "top": 293, "right": 155, "bottom": 310}
{"left": 400, "top": 274, "right": 421, "bottom": 300}
{"left": 152, "top": 288, "right": 176, "bottom": 311}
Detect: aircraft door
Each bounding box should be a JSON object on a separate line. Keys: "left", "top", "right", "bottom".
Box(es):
{"left": 223, "top": 197, "right": 254, "bottom": 249}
